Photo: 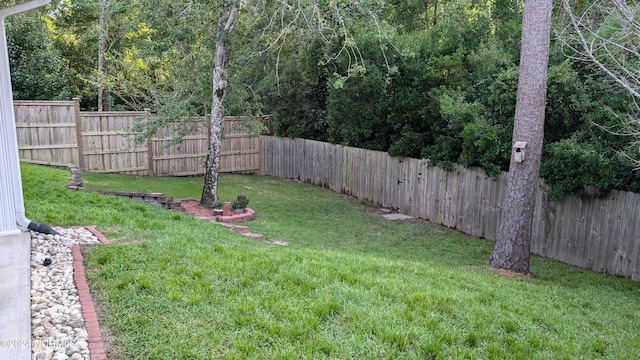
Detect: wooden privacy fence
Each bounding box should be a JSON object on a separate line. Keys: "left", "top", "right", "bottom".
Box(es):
{"left": 15, "top": 102, "right": 640, "bottom": 278}
{"left": 14, "top": 99, "right": 260, "bottom": 176}
{"left": 260, "top": 136, "right": 640, "bottom": 279}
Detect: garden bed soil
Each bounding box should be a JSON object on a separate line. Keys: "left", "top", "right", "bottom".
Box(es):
{"left": 180, "top": 199, "right": 217, "bottom": 217}
{"left": 180, "top": 199, "right": 255, "bottom": 223}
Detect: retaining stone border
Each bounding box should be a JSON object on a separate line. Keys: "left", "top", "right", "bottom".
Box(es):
{"left": 65, "top": 167, "right": 183, "bottom": 211}
{"left": 66, "top": 186, "right": 183, "bottom": 211}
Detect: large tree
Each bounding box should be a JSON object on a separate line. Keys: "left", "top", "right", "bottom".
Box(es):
{"left": 201, "top": 0, "right": 241, "bottom": 207}
{"left": 489, "top": 0, "right": 553, "bottom": 273}
{"left": 196, "top": 0, "right": 396, "bottom": 206}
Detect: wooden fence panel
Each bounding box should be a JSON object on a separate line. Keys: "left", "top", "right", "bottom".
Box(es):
{"left": 309, "top": 140, "right": 321, "bottom": 186}
{"left": 329, "top": 142, "right": 343, "bottom": 193}
{"left": 151, "top": 119, "right": 209, "bottom": 176}
{"left": 372, "top": 151, "right": 387, "bottom": 207}
{"left": 79, "top": 111, "right": 148, "bottom": 175}
{"left": 261, "top": 135, "right": 274, "bottom": 177}
{"left": 14, "top": 101, "right": 78, "bottom": 167}
{"left": 150, "top": 117, "right": 260, "bottom": 176}
{"left": 219, "top": 118, "right": 260, "bottom": 174}
{"left": 260, "top": 136, "right": 640, "bottom": 278}
{"left": 413, "top": 159, "right": 427, "bottom": 220}
{"left": 16, "top": 101, "right": 260, "bottom": 175}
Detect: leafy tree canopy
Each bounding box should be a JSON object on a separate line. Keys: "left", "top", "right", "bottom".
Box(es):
{"left": 5, "top": 0, "right": 640, "bottom": 200}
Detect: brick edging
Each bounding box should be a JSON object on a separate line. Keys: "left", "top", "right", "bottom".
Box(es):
{"left": 214, "top": 208, "right": 256, "bottom": 223}
{"left": 71, "top": 226, "right": 111, "bottom": 360}
{"left": 84, "top": 226, "right": 111, "bottom": 244}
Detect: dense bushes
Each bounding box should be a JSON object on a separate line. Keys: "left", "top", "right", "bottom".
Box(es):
{"left": 263, "top": 0, "right": 639, "bottom": 200}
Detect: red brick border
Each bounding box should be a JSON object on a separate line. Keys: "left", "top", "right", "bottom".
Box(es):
{"left": 70, "top": 226, "right": 111, "bottom": 360}
{"left": 214, "top": 208, "right": 256, "bottom": 223}
{"left": 84, "top": 226, "right": 111, "bottom": 244}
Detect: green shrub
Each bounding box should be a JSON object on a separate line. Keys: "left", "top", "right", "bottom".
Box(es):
{"left": 232, "top": 195, "right": 249, "bottom": 209}
{"left": 540, "top": 137, "right": 628, "bottom": 200}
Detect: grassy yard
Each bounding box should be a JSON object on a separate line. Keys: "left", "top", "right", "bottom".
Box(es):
{"left": 22, "top": 163, "right": 640, "bottom": 359}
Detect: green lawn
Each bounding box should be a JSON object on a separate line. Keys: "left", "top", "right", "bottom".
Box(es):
{"left": 23, "top": 163, "right": 640, "bottom": 359}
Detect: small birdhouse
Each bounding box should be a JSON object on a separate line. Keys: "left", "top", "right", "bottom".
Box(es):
{"left": 513, "top": 141, "right": 527, "bottom": 163}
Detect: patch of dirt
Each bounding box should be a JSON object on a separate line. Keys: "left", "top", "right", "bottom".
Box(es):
{"left": 494, "top": 268, "right": 535, "bottom": 281}
{"left": 94, "top": 306, "right": 123, "bottom": 359}
{"left": 180, "top": 199, "right": 215, "bottom": 217}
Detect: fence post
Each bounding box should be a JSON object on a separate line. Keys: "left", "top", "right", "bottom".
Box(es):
{"left": 145, "top": 108, "right": 154, "bottom": 176}
{"left": 73, "top": 98, "right": 84, "bottom": 171}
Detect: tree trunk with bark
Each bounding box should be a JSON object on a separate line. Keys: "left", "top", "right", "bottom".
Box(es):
{"left": 489, "top": 0, "right": 553, "bottom": 274}
{"left": 432, "top": 0, "right": 438, "bottom": 26}
{"left": 424, "top": 0, "right": 429, "bottom": 30}
{"left": 98, "top": 0, "right": 109, "bottom": 112}
{"left": 201, "top": 0, "right": 241, "bottom": 208}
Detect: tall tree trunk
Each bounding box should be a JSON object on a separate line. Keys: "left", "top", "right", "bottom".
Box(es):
{"left": 424, "top": 0, "right": 429, "bottom": 30}
{"left": 201, "top": 0, "right": 240, "bottom": 208}
{"left": 98, "top": 0, "right": 109, "bottom": 112}
{"left": 432, "top": 0, "right": 438, "bottom": 26}
{"left": 489, "top": 0, "right": 553, "bottom": 274}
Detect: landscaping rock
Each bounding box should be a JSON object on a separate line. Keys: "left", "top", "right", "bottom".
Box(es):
{"left": 30, "top": 227, "right": 99, "bottom": 360}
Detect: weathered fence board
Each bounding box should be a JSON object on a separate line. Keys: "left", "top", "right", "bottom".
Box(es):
{"left": 15, "top": 100, "right": 260, "bottom": 175}
{"left": 14, "top": 101, "right": 79, "bottom": 167}
{"left": 79, "top": 111, "right": 148, "bottom": 175}
{"left": 260, "top": 136, "right": 640, "bottom": 278}
{"left": 151, "top": 119, "right": 207, "bottom": 176}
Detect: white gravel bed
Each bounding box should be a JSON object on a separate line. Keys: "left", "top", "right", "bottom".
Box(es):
{"left": 30, "top": 228, "right": 99, "bottom": 360}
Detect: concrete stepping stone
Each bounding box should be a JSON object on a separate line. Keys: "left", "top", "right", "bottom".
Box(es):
{"left": 382, "top": 213, "right": 413, "bottom": 221}
{"left": 242, "top": 233, "right": 264, "bottom": 241}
